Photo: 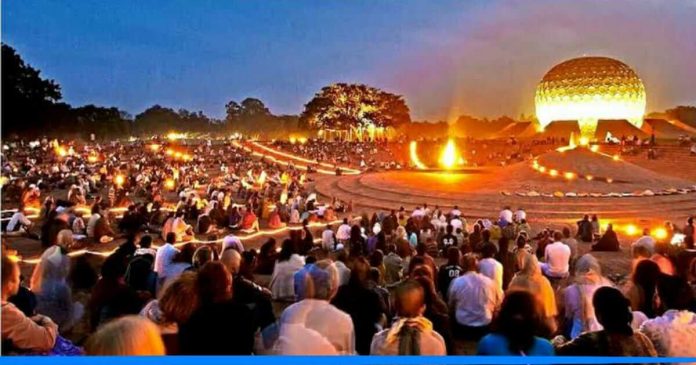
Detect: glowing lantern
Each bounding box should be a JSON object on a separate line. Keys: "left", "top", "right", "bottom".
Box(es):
{"left": 564, "top": 172, "right": 575, "bottom": 180}
{"left": 653, "top": 228, "right": 668, "bottom": 240}
{"left": 87, "top": 155, "right": 98, "bottom": 163}
{"left": 578, "top": 137, "right": 589, "bottom": 146}
{"left": 590, "top": 145, "right": 600, "bottom": 153}
{"left": 165, "top": 179, "right": 175, "bottom": 190}
{"left": 165, "top": 149, "right": 174, "bottom": 156}
{"left": 612, "top": 155, "right": 620, "bottom": 162}
{"left": 585, "top": 175, "right": 594, "bottom": 181}
{"left": 549, "top": 169, "right": 559, "bottom": 177}
{"left": 114, "top": 175, "right": 125, "bottom": 187}
{"left": 149, "top": 144, "right": 161, "bottom": 152}
{"left": 624, "top": 224, "right": 638, "bottom": 236}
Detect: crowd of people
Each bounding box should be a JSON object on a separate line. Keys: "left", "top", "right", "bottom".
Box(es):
{"left": 2, "top": 136, "right": 696, "bottom": 358}
{"left": 3, "top": 192, "right": 696, "bottom": 357}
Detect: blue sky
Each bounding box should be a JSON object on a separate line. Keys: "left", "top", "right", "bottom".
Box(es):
{"left": 3, "top": 0, "right": 695, "bottom": 121}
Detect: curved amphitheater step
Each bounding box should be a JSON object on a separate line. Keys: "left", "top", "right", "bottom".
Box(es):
{"left": 313, "top": 174, "right": 696, "bottom": 221}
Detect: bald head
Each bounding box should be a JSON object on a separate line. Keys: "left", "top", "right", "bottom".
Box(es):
{"left": 220, "top": 248, "right": 241, "bottom": 275}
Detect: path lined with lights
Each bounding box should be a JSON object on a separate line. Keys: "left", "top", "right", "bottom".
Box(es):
{"left": 12, "top": 217, "right": 361, "bottom": 265}
{"left": 232, "top": 141, "right": 361, "bottom": 175}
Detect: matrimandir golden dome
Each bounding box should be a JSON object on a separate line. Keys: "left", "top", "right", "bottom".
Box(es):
{"left": 535, "top": 56, "right": 646, "bottom": 139}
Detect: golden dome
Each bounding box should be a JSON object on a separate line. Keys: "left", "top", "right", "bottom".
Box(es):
{"left": 535, "top": 56, "right": 646, "bottom": 138}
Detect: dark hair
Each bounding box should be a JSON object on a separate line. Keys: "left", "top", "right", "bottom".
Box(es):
{"left": 348, "top": 257, "right": 371, "bottom": 288}
{"left": 69, "top": 255, "right": 98, "bottom": 290}
{"left": 165, "top": 232, "right": 176, "bottom": 244}
{"left": 278, "top": 239, "right": 295, "bottom": 262}
{"left": 492, "top": 290, "right": 545, "bottom": 354}
{"left": 593, "top": 286, "right": 633, "bottom": 336}
{"left": 447, "top": 246, "right": 460, "bottom": 265}
{"left": 139, "top": 235, "right": 152, "bottom": 249}
{"left": 394, "top": 279, "right": 425, "bottom": 318}
{"left": 482, "top": 229, "right": 491, "bottom": 242}
{"left": 632, "top": 259, "right": 661, "bottom": 317}
{"left": 197, "top": 261, "right": 231, "bottom": 304}
{"left": 657, "top": 274, "right": 695, "bottom": 311}
{"left": 482, "top": 242, "right": 497, "bottom": 258}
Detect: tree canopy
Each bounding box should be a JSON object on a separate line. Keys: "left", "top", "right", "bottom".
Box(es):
{"left": 299, "top": 83, "right": 411, "bottom": 131}
{"left": 225, "top": 97, "right": 303, "bottom": 138}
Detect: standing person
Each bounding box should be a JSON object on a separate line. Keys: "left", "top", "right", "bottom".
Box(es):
{"left": 496, "top": 237, "right": 516, "bottom": 290}
{"left": 555, "top": 287, "right": 657, "bottom": 359}
{"left": 437, "top": 247, "right": 463, "bottom": 300}
{"left": 561, "top": 227, "right": 578, "bottom": 266}
{"left": 448, "top": 255, "right": 503, "bottom": 341}
{"left": 2, "top": 255, "right": 58, "bottom": 354}
{"left": 331, "top": 257, "right": 386, "bottom": 355}
{"left": 383, "top": 244, "right": 404, "bottom": 285}
{"left": 275, "top": 261, "right": 355, "bottom": 355}
{"left": 370, "top": 280, "right": 446, "bottom": 355}
{"left": 541, "top": 231, "right": 571, "bottom": 279}
{"left": 640, "top": 275, "right": 696, "bottom": 360}
{"left": 477, "top": 291, "right": 554, "bottom": 356}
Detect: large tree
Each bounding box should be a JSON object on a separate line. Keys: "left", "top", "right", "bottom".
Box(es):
{"left": 2, "top": 43, "right": 63, "bottom": 136}
{"left": 299, "top": 83, "right": 411, "bottom": 131}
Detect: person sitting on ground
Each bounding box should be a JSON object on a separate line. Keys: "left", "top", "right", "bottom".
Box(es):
{"left": 624, "top": 259, "right": 660, "bottom": 319}
{"left": 2, "top": 254, "right": 58, "bottom": 354}
{"left": 139, "top": 272, "right": 199, "bottom": 354}
{"left": 267, "top": 208, "right": 286, "bottom": 229}
{"left": 541, "top": 231, "right": 571, "bottom": 279}
{"left": 220, "top": 248, "right": 275, "bottom": 331}
{"left": 331, "top": 257, "right": 387, "bottom": 355}
{"left": 270, "top": 239, "right": 305, "bottom": 302}
{"left": 592, "top": 224, "right": 620, "bottom": 252}
{"left": 178, "top": 262, "right": 255, "bottom": 355}
{"left": 5, "top": 204, "right": 36, "bottom": 238}
{"left": 240, "top": 208, "right": 260, "bottom": 232}
{"left": 29, "top": 245, "right": 84, "bottom": 332}
{"left": 632, "top": 228, "right": 656, "bottom": 256}
{"left": 554, "top": 287, "right": 657, "bottom": 358}
{"left": 650, "top": 242, "right": 675, "bottom": 276}
{"left": 370, "top": 279, "right": 446, "bottom": 355}
{"left": 558, "top": 254, "right": 613, "bottom": 339}
{"left": 576, "top": 215, "right": 593, "bottom": 242}
{"left": 274, "top": 260, "right": 355, "bottom": 355}
{"left": 85, "top": 315, "right": 165, "bottom": 355}
{"left": 508, "top": 253, "right": 557, "bottom": 336}
{"left": 437, "top": 247, "right": 463, "bottom": 301}
{"left": 153, "top": 232, "right": 179, "bottom": 287}
{"left": 477, "top": 290, "right": 554, "bottom": 356}
{"left": 639, "top": 274, "right": 696, "bottom": 359}
{"left": 478, "top": 242, "right": 503, "bottom": 291}
{"left": 448, "top": 254, "right": 503, "bottom": 341}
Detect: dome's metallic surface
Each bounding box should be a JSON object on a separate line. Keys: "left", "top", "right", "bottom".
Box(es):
{"left": 535, "top": 56, "right": 646, "bottom": 138}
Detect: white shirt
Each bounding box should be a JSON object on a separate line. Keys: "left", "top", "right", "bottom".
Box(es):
{"left": 450, "top": 218, "right": 463, "bottom": 231}
{"left": 336, "top": 224, "right": 351, "bottom": 241}
{"left": 450, "top": 209, "right": 461, "bottom": 217}
{"left": 514, "top": 209, "right": 526, "bottom": 222}
{"left": 86, "top": 213, "right": 101, "bottom": 238}
{"left": 222, "top": 235, "right": 244, "bottom": 253}
{"left": 478, "top": 258, "right": 504, "bottom": 292}
{"left": 640, "top": 310, "right": 696, "bottom": 363}
{"left": 153, "top": 243, "right": 179, "bottom": 278}
{"left": 276, "top": 299, "right": 355, "bottom": 355}
{"left": 448, "top": 272, "right": 503, "bottom": 327}
{"left": 632, "top": 235, "right": 656, "bottom": 255}
{"left": 270, "top": 254, "right": 305, "bottom": 301}
{"left": 321, "top": 229, "right": 335, "bottom": 251}
{"left": 544, "top": 241, "right": 571, "bottom": 276}
{"left": 334, "top": 261, "right": 351, "bottom": 286}
{"left": 499, "top": 209, "right": 513, "bottom": 223}
{"left": 7, "top": 212, "right": 31, "bottom": 232}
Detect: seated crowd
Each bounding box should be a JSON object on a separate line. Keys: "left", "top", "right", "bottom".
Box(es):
{"left": 3, "top": 198, "right": 696, "bottom": 357}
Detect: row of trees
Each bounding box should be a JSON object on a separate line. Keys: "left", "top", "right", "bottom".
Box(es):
{"left": 3, "top": 43, "right": 413, "bottom": 140}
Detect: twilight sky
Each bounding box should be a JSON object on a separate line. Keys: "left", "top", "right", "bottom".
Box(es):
{"left": 3, "top": 0, "right": 695, "bottom": 121}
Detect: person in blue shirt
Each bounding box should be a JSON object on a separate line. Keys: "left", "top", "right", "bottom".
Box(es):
{"left": 477, "top": 290, "right": 555, "bottom": 356}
